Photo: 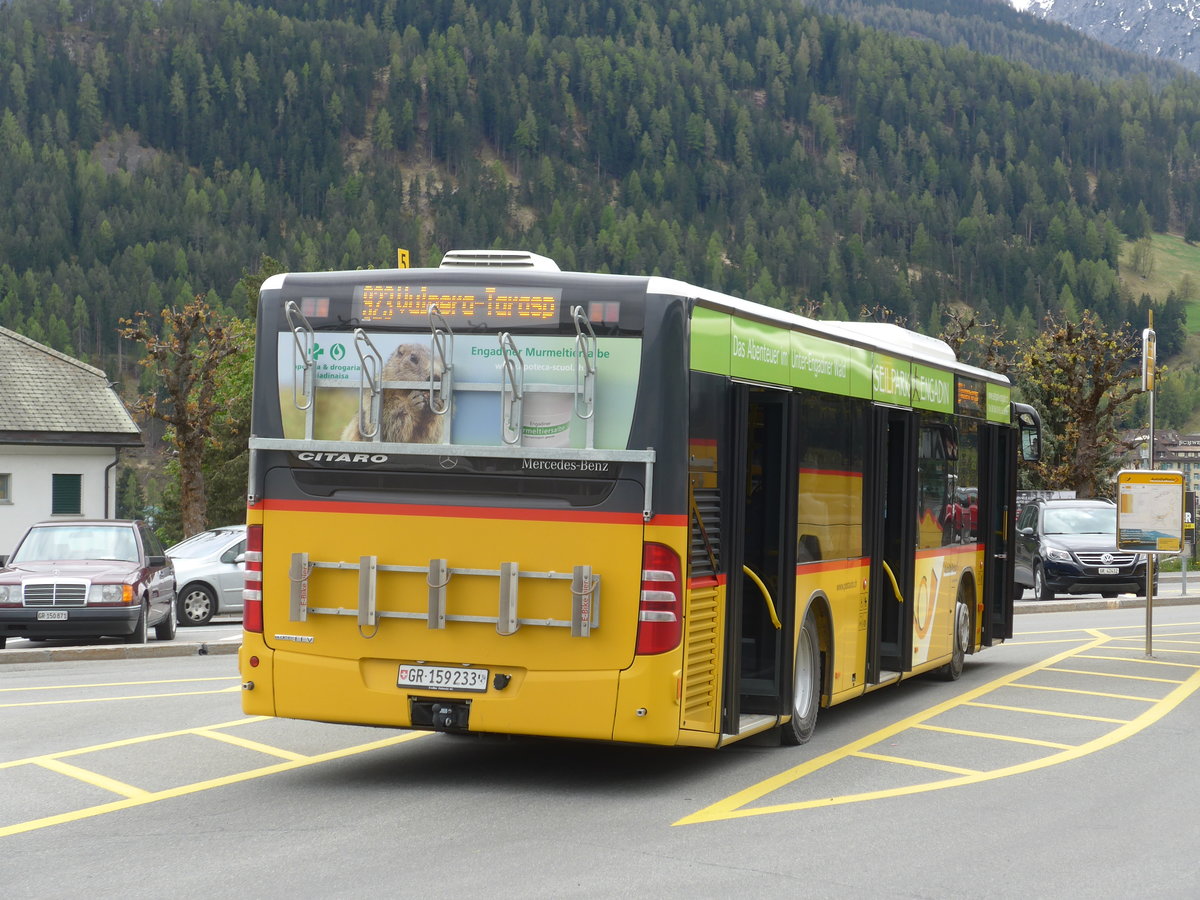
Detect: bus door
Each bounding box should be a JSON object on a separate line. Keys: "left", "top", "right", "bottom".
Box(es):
{"left": 721, "top": 385, "right": 798, "bottom": 735}
{"left": 866, "top": 405, "right": 917, "bottom": 682}
{"left": 979, "top": 421, "right": 1017, "bottom": 642}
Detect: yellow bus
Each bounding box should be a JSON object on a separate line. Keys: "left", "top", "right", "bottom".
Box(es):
{"left": 239, "top": 250, "right": 1040, "bottom": 748}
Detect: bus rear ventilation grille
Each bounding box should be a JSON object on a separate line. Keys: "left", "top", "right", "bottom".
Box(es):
{"left": 439, "top": 250, "right": 560, "bottom": 271}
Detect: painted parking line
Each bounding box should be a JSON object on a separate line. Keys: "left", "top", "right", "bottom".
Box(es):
{"left": 676, "top": 625, "right": 1200, "bottom": 825}
{"left": 0, "top": 717, "right": 431, "bottom": 838}
{"left": 0, "top": 686, "right": 242, "bottom": 709}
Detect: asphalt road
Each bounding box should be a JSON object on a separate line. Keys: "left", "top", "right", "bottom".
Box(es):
{"left": 3, "top": 603, "right": 1200, "bottom": 898}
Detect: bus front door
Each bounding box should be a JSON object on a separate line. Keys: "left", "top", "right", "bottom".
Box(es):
{"left": 866, "top": 406, "right": 917, "bottom": 683}
{"left": 721, "top": 385, "right": 798, "bottom": 736}
{"left": 980, "top": 421, "right": 1017, "bottom": 642}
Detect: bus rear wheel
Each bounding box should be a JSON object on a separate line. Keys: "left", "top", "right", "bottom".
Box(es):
{"left": 939, "top": 585, "right": 972, "bottom": 681}
{"left": 782, "top": 610, "right": 821, "bottom": 745}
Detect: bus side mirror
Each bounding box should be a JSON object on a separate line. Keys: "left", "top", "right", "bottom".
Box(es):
{"left": 1014, "top": 403, "right": 1041, "bottom": 463}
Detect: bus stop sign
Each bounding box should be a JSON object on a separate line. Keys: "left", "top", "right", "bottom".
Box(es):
{"left": 1116, "top": 470, "right": 1185, "bottom": 554}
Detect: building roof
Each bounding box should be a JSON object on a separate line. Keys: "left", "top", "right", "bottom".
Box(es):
{"left": 0, "top": 326, "right": 141, "bottom": 446}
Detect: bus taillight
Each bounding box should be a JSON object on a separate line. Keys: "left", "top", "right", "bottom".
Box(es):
{"left": 636, "top": 543, "right": 682, "bottom": 655}
{"left": 243, "top": 524, "right": 263, "bottom": 633}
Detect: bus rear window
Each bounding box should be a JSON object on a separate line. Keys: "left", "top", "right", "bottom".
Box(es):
{"left": 274, "top": 330, "right": 641, "bottom": 450}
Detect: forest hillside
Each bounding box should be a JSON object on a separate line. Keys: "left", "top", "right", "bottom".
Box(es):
{"left": 1, "top": 0, "right": 1199, "bottom": 422}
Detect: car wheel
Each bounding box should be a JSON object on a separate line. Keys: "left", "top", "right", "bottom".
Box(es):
{"left": 0, "top": 636, "right": 6, "bottom": 649}
{"left": 939, "top": 584, "right": 972, "bottom": 681}
{"left": 178, "top": 583, "right": 216, "bottom": 626}
{"left": 155, "top": 595, "right": 178, "bottom": 641}
{"left": 125, "top": 600, "right": 148, "bottom": 644}
{"left": 1033, "top": 562, "right": 1054, "bottom": 602}
{"left": 781, "top": 610, "right": 821, "bottom": 745}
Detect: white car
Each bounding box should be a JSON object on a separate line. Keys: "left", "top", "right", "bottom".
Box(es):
{"left": 167, "top": 525, "right": 246, "bottom": 626}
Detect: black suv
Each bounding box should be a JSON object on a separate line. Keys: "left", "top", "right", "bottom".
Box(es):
{"left": 1014, "top": 498, "right": 1148, "bottom": 601}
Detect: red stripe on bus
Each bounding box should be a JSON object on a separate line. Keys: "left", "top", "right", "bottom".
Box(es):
{"left": 256, "top": 498, "right": 685, "bottom": 526}
{"left": 795, "top": 557, "right": 869, "bottom": 574}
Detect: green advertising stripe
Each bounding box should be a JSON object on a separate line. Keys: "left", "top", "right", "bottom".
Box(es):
{"left": 692, "top": 307, "right": 976, "bottom": 411}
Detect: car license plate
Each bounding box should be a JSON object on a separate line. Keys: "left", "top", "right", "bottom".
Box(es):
{"left": 36, "top": 610, "right": 68, "bottom": 621}
{"left": 398, "top": 663, "right": 489, "bottom": 693}
{"left": 1097, "top": 567, "right": 1119, "bottom": 575}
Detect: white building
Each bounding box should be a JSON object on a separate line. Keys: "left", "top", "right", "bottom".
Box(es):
{"left": 0, "top": 326, "right": 141, "bottom": 555}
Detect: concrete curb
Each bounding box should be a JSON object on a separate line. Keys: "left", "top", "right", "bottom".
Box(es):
{"left": 0, "top": 640, "right": 241, "bottom": 665}
{"left": 1014, "top": 594, "right": 1200, "bottom": 614}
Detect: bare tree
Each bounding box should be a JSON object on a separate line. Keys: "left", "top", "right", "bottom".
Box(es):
{"left": 120, "top": 297, "right": 247, "bottom": 537}
{"left": 1014, "top": 311, "right": 1144, "bottom": 498}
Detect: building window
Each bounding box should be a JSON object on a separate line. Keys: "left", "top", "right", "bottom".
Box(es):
{"left": 0, "top": 473, "right": 10, "bottom": 503}
{"left": 51, "top": 474, "right": 82, "bottom": 515}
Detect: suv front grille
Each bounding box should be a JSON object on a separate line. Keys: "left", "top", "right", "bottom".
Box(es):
{"left": 1076, "top": 552, "right": 1139, "bottom": 567}
{"left": 23, "top": 583, "right": 88, "bottom": 607}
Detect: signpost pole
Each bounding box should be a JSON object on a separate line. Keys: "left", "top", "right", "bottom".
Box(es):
{"left": 1142, "top": 319, "right": 1156, "bottom": 658}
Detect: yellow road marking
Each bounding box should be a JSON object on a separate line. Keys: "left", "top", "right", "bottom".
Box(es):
{"left": 194, "top": 729, "right": 308, "bottom": 761}
{"left": 0, "top": 687, "right": 247, "bottom": 709}
{"left": 963, "top": 701, "right": 1130, "bottom": 723}
{"left": 851, "top": 751, "right": 980, "bottom": 776}
{"left": 0, "top": 677, "right": 238, "bottom": 694}
{"left": 1, "top": 728, "right": 431, "bottom": 837}
{"left": 1076, "top": 654, "right": 1198, "bottom": 668}
{"left": 911, "top": 723, "right": 1073, "bottom": 749}
{"left": 1106, "top": 644, "right": 1200, "bottom": 655}
{"left": 1009, "top": 683, "right": 1158, "bottom": 702}
{"left": 676, "top": 634, "right": 1200, "bottom": 825}
{"left": 1046, "top": 666, "right": 1185, "bottom": 684}
{"left": 0, "top": 717, "right": 268, "bottom": 769}
{"left": 34, "top": 759, "right": 152, "bottom": 799}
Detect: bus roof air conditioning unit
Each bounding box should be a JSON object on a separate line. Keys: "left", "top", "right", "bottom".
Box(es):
{"left": 439, "top": 250, "right": 560, "bottom": 271}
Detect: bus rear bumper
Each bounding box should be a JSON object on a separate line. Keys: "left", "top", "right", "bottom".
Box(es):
{"left": 240, "top": 643, "right": 624, "bottom": 741}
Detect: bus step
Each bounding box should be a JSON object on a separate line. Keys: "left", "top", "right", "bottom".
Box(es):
{"left": 734, "top": 714, "right": 777, "bottom": 737}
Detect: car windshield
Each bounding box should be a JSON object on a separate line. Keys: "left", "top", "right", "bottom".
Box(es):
{"left": 1042, "top": 506, "right": 1115, "bottom": 535}
{"left": 167, "top": 530, "right": 239, "bottom": 559}
{"left": 12, "top": 525, "right": 139, "bottom": 563}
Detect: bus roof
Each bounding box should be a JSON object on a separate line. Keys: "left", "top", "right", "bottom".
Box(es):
{"left": 260, "top": 259, "right": 1009, "bottom": 388}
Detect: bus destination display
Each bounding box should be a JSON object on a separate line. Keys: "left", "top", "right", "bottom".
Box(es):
{"left": 355, "top": 284, "right": 561, "bottom": 326}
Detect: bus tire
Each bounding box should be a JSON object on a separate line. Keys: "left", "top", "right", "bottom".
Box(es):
{"left": 939, "top": 584, "right": 972, "bottom": 681}
{"left": 782, "top": 610, "right": 821, "bottom": 745}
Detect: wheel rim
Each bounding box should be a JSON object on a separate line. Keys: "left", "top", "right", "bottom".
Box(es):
{"left": 794, "top": 625, "right": 815, "bottom": 718}
{"left": 181, "top": 588, "right": 213, "bottom": 624}
{"left": 955, "top": 597, "right": 970, "bottom": 653}
{"left": 1034, "top": 566, "right": 1044, "bottom": 597}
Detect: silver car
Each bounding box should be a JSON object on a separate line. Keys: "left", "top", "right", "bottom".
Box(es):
{"left": 167, "top": 525, "right": 246, "bottom": 626}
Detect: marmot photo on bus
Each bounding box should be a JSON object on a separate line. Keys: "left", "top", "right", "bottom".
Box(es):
{"left": 341, "top": 342, "right": 447, "bottom": 444}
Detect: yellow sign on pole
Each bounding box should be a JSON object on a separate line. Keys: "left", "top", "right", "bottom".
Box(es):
{"left": 1116, "top": 469, "right": 1184, "bottom": 553}
{"left": 396, "top": 248, "right": 410, "bottom": 269}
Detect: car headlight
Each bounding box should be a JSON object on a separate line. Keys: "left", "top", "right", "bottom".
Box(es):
{"left": 1045, "top": 548, "right": 1072, "bottom": 563}
{"left": 0, "top": 584, "right": 11, "bottom": 603}
{"left": 89, "top": 583, "right": 130, "bottom": 604}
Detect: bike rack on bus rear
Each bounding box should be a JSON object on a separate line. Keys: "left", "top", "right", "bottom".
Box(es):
{"left": 284, "top": 552, "right": 600, "bottom": 638}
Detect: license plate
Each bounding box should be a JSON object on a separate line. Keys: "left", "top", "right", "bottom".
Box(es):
{"left": 398, "top": 664, "right": 489, "bottom": 693}
{"left": 36, "top": 610, "right": 68, "bottom": 621}
{"left": 1097, "top": 567, "right": 1119, "bottom": 575}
